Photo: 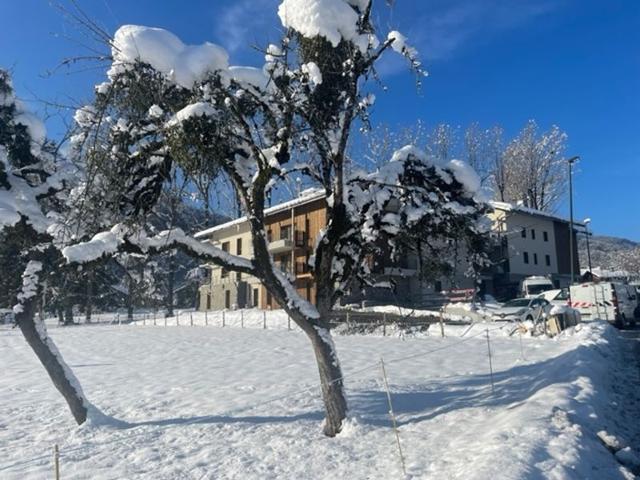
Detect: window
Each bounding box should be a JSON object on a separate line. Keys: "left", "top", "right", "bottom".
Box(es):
{"left": 533, "top": 253, "right": 538, "bottom": 265}
{"left": 267, "top": 229, "right": 273, "bottom": 242}
{"left": 236, "top": 272, "right": 242, "bottom": 281}
{"left": 280, "top": 254, "right": 291, "bottom": 273}
{"left": 206, "top": 294, "right": 211, "bottom": 310}
{"left": 221, "top": 241, "right": 229, "bottom": 252}
{"left": 543, "top": 231, "right": 549, "bottom": 242}
{"left": 280, "top": 224, "right": 292, "bottom": 241}
{"left": 236, "top": 238, "right": 242, "bottom": 255}
{"left": 224, "top": 290, "right": 231, "bottom": 309}
{"left": 253, "top": 288, "right": 259, "bottom": 307}
{"left": 531, "top": 229, "right": 536, "bottom": 240}
{"left": 545, "top": 254, "right": 551, "bottom": 266}
{"left": 523, "top": 252, "right": 529, "bottom": 264}
{"left": 521, "top": 228, "right": 526, "bottom": 238}
{"left": 221, "top": 241, "right": 230, "bottom": 277}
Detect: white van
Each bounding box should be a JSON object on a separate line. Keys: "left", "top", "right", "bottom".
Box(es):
{"left": 569, "top": 282, "right": 637, "bottom": 327}
{"left": 521, "top": 276, "right": 555, "bottom": 298}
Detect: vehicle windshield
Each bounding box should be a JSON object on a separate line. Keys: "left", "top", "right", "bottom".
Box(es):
{"left": 503, "top": 299, "right": 531, "bottom": 308}
{"left": 526, "top": 284, "right": 553, "bottom": 295}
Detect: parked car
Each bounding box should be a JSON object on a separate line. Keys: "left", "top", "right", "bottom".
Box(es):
{"left": 569, "top": 282, "right": 637, "bottom": 328}
{"left": 491, "top": 297, "right": 552, "bottom": 322}
{"left": 520, "top": 276, "right": 555, "bottom": 298}
{"left": 539, "top": 288, "right": 570, "bottom": 307}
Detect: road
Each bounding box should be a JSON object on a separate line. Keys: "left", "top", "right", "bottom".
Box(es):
{"left": 619, "top": 326, "right": 640, "bottom": 458}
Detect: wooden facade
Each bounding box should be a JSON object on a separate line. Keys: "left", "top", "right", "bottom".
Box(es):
{"left": 260, "top": 197, "right": 326, "bottom": 309}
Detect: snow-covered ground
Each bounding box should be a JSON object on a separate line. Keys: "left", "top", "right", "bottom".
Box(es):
{"left": 1, "top": 320, "right": 638, "bottom": 479}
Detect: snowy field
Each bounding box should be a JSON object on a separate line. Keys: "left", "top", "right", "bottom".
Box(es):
{"left": 1, "top": 321, "right": 638, "bottom": 479}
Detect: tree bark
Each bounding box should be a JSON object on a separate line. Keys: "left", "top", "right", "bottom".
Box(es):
{"left": 308, "top": 323, "right": 348, "bottom": 437}
{"left": 16, "top": 298, "right": 88, "bottom": 425}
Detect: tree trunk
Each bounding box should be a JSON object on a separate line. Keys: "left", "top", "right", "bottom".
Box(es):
{"left": 308, "top": 324, "right": 347, "bottom": 437}
{"left": 16, "top": 298, "right": 88, "bottom": 425}
{"left": 64, "top": 301, "right": 74, "bottom": 325}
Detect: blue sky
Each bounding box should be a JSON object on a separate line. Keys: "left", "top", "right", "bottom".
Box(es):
{"left": 1, "top": 0, "right": 639, "bottom": 240}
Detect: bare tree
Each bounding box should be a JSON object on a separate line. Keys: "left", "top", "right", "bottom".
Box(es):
{"left": 499, "top": 120, "right": 568, "bottom": 212}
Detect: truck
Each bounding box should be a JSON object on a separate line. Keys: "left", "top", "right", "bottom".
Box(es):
{"left": 520, "top": 276, "right": 555, "bottom": 298}
{"left": 568, "top": 282, "right": 637, "bottom": 327}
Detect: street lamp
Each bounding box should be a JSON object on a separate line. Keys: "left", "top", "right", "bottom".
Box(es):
{"left": 567, "top": 156, "right": 579, "bottom": 286}
{"left": 583, "top": 218, "right": 593, "bottom": 276}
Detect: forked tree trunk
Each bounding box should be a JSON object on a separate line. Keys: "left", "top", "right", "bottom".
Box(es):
{"left": 16, "top": 298, "right": 88, "bottom": 425}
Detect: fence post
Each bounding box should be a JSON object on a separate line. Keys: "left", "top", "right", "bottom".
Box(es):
{"left": 486, "top": 329, "right": 495, "bottom": 395}
{"left": 54, "top": 444, "right": 60, "bottom": 480}
{"left": 288, "top": 314, "right": 291, "bottom": 331}
{"left": 176, "top": 311, "right": 179, "bottom": 326}
{"left": 205, "top": 310, "right": 208, "bottom": 326}
{"left": 222, "top": 310, "right": 226, "bottom": 327}
{"left": 383, "top": 312, "right": 387, "bottom": 336}
{"left": 380, "top": 358, "right": 407, "bottom": 476}
{"left": 117, "top": 313, "right": 121, "bottom": 326}
{"left": 519, "top": 327, "right": 526, "bottom": 361}
{"left": 143, "top": 313, "right": 146, "bottom": 326}
{"left": 153, "top": 311, "right": 157, "bottom": 326}
{"left": 439, "top": 308, "right": 445, "bottom": 337}
{"left": 241, "top": 309, "right": 245, "bottom": 328}
{"left": 190, "top": 312, "right": 194, "bottom": 326}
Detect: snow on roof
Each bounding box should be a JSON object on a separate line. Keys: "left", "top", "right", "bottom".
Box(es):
{"left": 194, "top": 188, "right": 325, "bottom": 238}
{"left": 490, "top": 201, "right": 584, "bottom": 227}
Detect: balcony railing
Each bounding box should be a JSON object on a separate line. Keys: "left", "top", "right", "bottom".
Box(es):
{"left": 268, "top": 238, "right": 294, "bottom": 253}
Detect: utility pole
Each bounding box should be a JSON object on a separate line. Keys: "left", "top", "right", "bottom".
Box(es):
{"left": 584, "top": 218, "right": 593, "bottom": 274}
{"left": 567, "top": 156, "right": 579, "bottom": 286}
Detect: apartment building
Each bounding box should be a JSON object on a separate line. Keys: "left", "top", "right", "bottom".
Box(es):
{"left": 195, "top": 193, "right": 581, "bottom": 309}
{"left": 487, "top": 201, "right": 581, "bottom": 298}
{"left": 195, "top": 189, "right": 326, "bottom": 310}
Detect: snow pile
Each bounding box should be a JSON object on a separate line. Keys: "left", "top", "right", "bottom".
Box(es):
{"left": 277, "top": 0, "right": 378, "bottom": 53}
{"left": 110, "top": 25, "right": 229, "bottom": 88}
{"left": 447, "top": 159, "right": 481, "bottom": 196}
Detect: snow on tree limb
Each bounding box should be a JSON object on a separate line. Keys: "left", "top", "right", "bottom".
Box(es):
{"left": 62, "top": 226, "right": 256, "bottom": 274}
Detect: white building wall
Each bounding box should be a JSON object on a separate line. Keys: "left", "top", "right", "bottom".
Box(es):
{"left": 500, "top": 212, "right": 559, "bottom": 276}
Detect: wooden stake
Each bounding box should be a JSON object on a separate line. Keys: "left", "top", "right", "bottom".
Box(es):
{"left": 439, "top": 309, "right": 445, "bottom": 337}
{"left": 380, "top": 357, "right": 407, "bottom": 477}
{"left": 190, "top": 312, "right": 193, "bottom": 326}
{"left": 54, "top": 444, "right": 60, "bottom": 480}
{"left": 383, "top": 312, "right": 387, "bottom": 336}
{"left": 485, "top": 329, "right": 495, "bottom": 394}
{"left": 262, "top": 310, "right": 266, "bottom": 329}
{"left": 205, "top": 310, "right": 208, "bottom": 326}
{"left": 287, "top": 314, "right": 291, "bottom": 331}
{"left": 222, "top": 310, "right": 226, "bottom": 327}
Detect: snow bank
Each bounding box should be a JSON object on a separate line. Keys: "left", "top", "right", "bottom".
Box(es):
{"left": 110, "top": 25, "right": 229, "bottom": 88}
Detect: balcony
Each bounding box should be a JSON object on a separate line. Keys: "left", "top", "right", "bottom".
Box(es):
{"left": 268, "top": 238, "right": 294, "bottom": 253}
{"left": 382, "top": 267, "right": 417, "bottom": 277}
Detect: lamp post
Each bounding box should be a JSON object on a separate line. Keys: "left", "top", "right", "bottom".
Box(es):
{"left": 567, "top": 156, "right": 579, "bottom": 286}
{"left": 583, "top": 218, "right": 593, "bottom": 275}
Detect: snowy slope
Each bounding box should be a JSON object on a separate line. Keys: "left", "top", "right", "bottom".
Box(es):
{"left": 0, "top": 321, "right": 636, "bottom": 479}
